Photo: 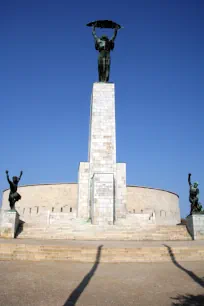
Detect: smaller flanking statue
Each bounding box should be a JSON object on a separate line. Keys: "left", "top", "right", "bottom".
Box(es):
{"left": 188, "top": 173, "right": 203, "bottom": 214}
{"left": 6, "top": 170, "right": 23, "bottom": 210}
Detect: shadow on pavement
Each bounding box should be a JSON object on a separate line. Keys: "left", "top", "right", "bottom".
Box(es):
{"left": 163, "top": 244, "right": 204, "bottom": 288}
{"left": 171, "top": 294, "right": 204, "bottom": 305}
{"left": 63, "top": 244, "right": 103, "bottom": 306}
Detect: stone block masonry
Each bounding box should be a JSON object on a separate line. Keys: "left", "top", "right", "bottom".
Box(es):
{"left": 77, "top": 82, "right": 127, "bottom": 225}
{"left": 77, "top": 162, "right": 89, "bottom": 219}
{"left": 115, "top": 163, "right": 127, "bottom": 219}
{"left": 88, "top": 82, "right": 116, "bottom": 172}
{"left": 186, "top": 214, "right": 204, "bottom": 240}
{"left": 91, "top": 173, "right": 114, "bottom": 225}
{"left": 0, "top": 210, "right": 20, "bottom": 238}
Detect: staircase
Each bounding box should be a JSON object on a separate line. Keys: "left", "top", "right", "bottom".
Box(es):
{"left": 17, "top": 221, "right": 192, "bottom": 241}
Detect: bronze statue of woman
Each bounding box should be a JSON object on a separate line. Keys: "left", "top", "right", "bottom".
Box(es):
{"left": 188, "top": 173, "right": 202, "bottom": 214}
{"left": 92, "top": 24, "right": 119, "bottom": 82}
{"left": 6, "top": 170, "right": 23, "bottom": 210}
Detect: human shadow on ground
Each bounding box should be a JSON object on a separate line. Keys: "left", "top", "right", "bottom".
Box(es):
{"left": 171, "top": 294, "right": 204, "bottom": 305}
{"left": 63, "top": 245, "right": 103, "bottom": 306}
{"left": 163, "top": 244, "right": 204, "bottom": 288}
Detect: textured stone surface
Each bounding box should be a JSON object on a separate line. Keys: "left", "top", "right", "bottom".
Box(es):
{"left": 17, "top": 224, "right": 192, "bottom": 241}
{"left": 0, "top": 239, "right": 203, "bottom": 263}
{"left": 2, "top": 184, "right": 180, "bottom": 225}
{"left": 91, "top": 173, "right": 114, "bottom": 225}
{"left": 49, "top": 213, "right": 76, "bottom": 225}
{"left": 127, "top": 186, "right": 180, "bottom": 225}
{"left": 115, "top": 163, "right": 127, "bottom": 219}
{"left": 115, "top": 212, "right": 156, "bottom": 226}
{"left": 88, "top": 83, "right": 116, "bottom": 171}
{"left": 186, "top": 214, "right": 204, "bottom": 240}
{"left": 2, "top": 183, "right": 77, "bottom": 222}
{"left": 88, "top": 83, "right": 117, "bottom": 223}
{"left": 77, "top": 162, "right": 90, "bottom": 219}
{"left": 78, "top": 82, "right": 127, "bottom": 224}
{"left": 0, "top": 210, "right": 19, "bottom": 238}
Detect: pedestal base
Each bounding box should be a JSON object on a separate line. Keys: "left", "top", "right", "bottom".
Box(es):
{"left": 91, "top": 173, "right": 114, "bottom": 225}
{"left": 186, "top": 214, "right": 204, "bottom": 240}
{"left": 0, "top": 210, "right": 20, "bottom": 238}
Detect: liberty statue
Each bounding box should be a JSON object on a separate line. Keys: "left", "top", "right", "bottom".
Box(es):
{"left": 87, "top": 20, "right": 123, "bottom": 82}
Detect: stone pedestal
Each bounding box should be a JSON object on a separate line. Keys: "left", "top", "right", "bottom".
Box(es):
{"left": 186, "top": 214, "right": 204, "bottom": 240}
{"left": 91, "top": 173, "right": 114, "bottom": 225}
{"left": 77, "top": 82, "right": 127, "bottom": 224}
{"left": 0, "top": 210, "right": 20, "bottom": 238}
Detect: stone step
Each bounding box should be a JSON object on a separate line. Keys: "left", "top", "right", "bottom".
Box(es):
{"left": 17, "top": 224, "right": 191, "bottom": 241}
{"left": 18, "top": 233, "right": 191, "bottom": 241}
{"left": 21, "top": 224, "right": 187, "bottom": 230}
{"left": 19, "top": 234, "right": 191, "bottom": 238}
{"left": 0, "top": 240, "right": 203, "bottom": 262}
{"left": 19, "top": 230, "right": 189, "bottom": 236}
{"left": 20, "top": 223, "right": 186, "bottom": 231}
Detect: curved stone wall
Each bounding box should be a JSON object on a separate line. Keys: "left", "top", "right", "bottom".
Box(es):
{"left": 1, "top": 183, "right": 78, "bottom": 221}
{"left": 126, "top": 186, "right": 180, "bottom": 225}
{"left": 1, "top": 183, "right": 180, "bottom": 225}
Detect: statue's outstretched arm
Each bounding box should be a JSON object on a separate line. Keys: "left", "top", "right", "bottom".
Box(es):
{"left": 110, "top": 28, "right": 118, "bottom": 42}
{"left": 18, "top": 170, "right": 23, "bottom": 182}
{"left": 188, "top": 173, "right": 192, "bottom": 186}
{"left": 5, "top": 170, "right": 11, "bottom": 184}
{"left": 92, "top": 26, "right": 98, "bottom": 41}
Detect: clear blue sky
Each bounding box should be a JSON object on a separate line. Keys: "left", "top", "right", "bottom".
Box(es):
{"left": 1, "top": 0, "right": 203, "bottom": 218}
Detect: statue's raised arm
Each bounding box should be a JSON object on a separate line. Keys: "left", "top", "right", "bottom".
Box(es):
{"left": 110, "top": 28, "right": 118, "bottom": 42}
{"left": 5, "top": 170, "right": 11, "bottom": 184}
{"left": 188, "top": 173, "right": 192, "bottom": 186}
{"left": 18, "top": 170, "right": 23, "bottom": 182}
{"left": 92, "top": 25, "right": 98, "bottom": 42}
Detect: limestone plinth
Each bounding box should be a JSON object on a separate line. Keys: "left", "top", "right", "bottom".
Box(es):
{"left": 186, "top": 214, "right": 204, "bottom": 240}
{"left": 77, "top": 82, "right": 127, "bottom": 224}
{"left": 91, "top": 173, "right": 114, "bottom": 225}
{"left": 0, "top": 210, "right": 20, "bottom": 238}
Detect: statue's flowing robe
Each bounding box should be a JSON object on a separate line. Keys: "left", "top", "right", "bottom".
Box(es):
{"left": 95, "top": 39, "right": 114, "bottom": 82}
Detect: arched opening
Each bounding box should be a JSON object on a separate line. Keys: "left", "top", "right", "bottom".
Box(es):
{"left": 70, "top": 207, "right": 72, "bottom": 213}
{"left": 61, "top": 207, "right": 63, "bottom": 212}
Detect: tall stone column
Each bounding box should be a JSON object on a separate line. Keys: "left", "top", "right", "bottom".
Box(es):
{"left": 88, "top": 83, "right": 116, "bottom": 225}
{"left": 88, "top": 82, "right": 116, "bottom": 171}
{"left": 77, "top": 82, "right": 127, "bottom": 224}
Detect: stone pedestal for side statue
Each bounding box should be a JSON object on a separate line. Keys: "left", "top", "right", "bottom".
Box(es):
{"left": 77, "top": 82, "right": 127, "bottom": 225}
{"left": 186, "top": 214, "right": 204, "bottom": 240}
{"left": 0, "top": 210, "right": 20, "bottom": 238}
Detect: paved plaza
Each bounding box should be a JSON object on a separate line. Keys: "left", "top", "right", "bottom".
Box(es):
{"left": 0, "top": 260, "right": 203, "bottom": 306}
